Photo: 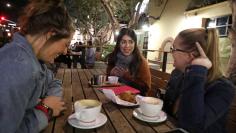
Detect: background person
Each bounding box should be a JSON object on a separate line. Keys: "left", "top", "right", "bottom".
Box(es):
{"left": 86, "top": 40, "right": 96, "bottom": 69}
{"left": 106, "top": 28, "right": 151, "bottom": 96}
{"left": 164, "top": 28, "right": 235, "bottom": 133}
{"left": 79, "top": 41, "right": 87, "bottom": 69}
{"left": 71, "top": 42, "right": 81, "bottom": 68}
{"left": 0, "top": 0, "right": 74, "bottom": 132}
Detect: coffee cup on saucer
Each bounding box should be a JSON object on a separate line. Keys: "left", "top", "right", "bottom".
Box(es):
{"left": 136, "top": 96, "right": 163, "bottom": 117}
{"left": 74, "top": 99, "right": 102, "bottom": 123}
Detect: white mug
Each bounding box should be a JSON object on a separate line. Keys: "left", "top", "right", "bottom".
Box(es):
{"left": 74, "top": 99, "right": 102, "bottom": 123}
{"left": 108, "top": 76, "right": 119, "bottom": 84}
{"left": 136, "top": 96, "right": 163, "bottom": 117}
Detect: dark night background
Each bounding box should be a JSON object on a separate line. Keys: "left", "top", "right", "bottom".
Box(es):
{"left": 0, "top": 0, "right": 28, "bottom": 23}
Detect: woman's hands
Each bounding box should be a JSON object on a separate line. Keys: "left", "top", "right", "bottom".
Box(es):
{"left": 110, "top": 66, "right": 129, "bottom": 77}
{"left": 42, "top": 96, "right": 66, "bottom": 117}
{"left": 191, "top": 42, "right": 212, "bottom": 69}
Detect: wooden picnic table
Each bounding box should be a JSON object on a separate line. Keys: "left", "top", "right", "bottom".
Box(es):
{"left": 42, "top": 68, "right": 176, "bottom": 133}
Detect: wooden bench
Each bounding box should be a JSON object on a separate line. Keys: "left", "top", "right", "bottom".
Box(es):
{"left": 148, "top": 68, "right": 171, "bottom": 97}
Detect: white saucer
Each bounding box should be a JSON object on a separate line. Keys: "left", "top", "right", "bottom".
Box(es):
{"left": 68, "top": 113, "right": 107, "bottom": 129}
{"left": 133, "top": 108, "right": 167, "bottom": 123}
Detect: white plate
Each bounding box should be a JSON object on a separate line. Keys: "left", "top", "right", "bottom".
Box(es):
{"left": 102, "top": 89, "right": 139, "bottom": 107}
{"left": 115, "top": 97, "right": 139, "bottom": 107}
{"left": 68, "top": 113, "right": 107, "bottom": 129}
{"left": 133, "top": 108, "right": 167, "bottom": 123}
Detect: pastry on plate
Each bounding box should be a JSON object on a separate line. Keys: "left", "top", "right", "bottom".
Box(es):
{"left": 118, "top": 91, "right": 137, "bottom": 103}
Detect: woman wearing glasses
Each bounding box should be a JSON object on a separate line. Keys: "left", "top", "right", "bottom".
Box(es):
{"left": 106, "top": 28, "right": 151, "bottom": 96}
{"left": 164, "top": 28, "right": 235, "bottom": 133}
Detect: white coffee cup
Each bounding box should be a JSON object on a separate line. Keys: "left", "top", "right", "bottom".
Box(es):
{"left": 74, "top": 99, "right": 102, "bottom": 123}
{"left": 108, "top": 76, "right": 119, "bottom": 84}
{"left": 137, "top": 96, "right": 163, "bottom": 117}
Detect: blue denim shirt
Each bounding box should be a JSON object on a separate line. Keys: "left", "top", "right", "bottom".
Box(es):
{"left": 0, "top": 33, "right": 62, "bottom": 133}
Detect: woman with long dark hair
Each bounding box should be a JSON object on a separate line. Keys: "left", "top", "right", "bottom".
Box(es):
{"left": 106, "top": 28, "right": 151, "bottom": 96}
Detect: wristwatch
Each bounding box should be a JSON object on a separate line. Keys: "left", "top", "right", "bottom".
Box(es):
{"left": 35, "top": 102, "right": 53, "bottom": 121}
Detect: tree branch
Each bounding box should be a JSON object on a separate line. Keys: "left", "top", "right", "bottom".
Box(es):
{"left": 100, "top": 0, "right": 120, "bottom": 31}
{"left": 128, "top": 0, "right": 143, "bottom": 28}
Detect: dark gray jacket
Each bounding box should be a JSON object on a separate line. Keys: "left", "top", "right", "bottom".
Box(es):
{"left": 164, "top": 65, "right": 235, "bottom": 133}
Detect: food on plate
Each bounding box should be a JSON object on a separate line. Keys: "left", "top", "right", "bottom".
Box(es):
{"left": 118, "top": 91, "right": 137, "bottom": 103}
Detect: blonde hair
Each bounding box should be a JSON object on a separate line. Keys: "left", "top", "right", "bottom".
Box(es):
{"left": 177, "top": 28, "right": 222, "bottom": 83}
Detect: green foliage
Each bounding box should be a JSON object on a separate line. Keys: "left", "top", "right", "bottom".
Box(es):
{"left": 74, "top": 0, "right": 109, "bottom": 35}
{"left": 65, "top": 0, "right": 143, "bottom": 45}
{"left": 101, "top": 43, "right": 116, "bottom": 61}
{"left": 219, "top": 37, "right": 231, "bottom": 58}
{"left": 67, "top": 0, "right": 142, "bottom": 30}
{"left": 64, "top": 0, "right": 79, "bottom": 18}
{"left": 111, "top": 0, "right": 142, "bottom": 23}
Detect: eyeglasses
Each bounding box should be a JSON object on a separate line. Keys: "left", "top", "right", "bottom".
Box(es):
{"left": 120, "top": 40, "right": 134, "bottom": 46}
{"left": 170, "top": 46, "right": 191, "bottom": 53}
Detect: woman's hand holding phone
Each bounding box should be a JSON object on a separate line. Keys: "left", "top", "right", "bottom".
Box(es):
{"left": 110, "top": 66, "right": 129, "bottom": 77}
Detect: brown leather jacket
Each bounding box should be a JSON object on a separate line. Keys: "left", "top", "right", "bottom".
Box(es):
{"left": 106, "top": 57, "right": 151, "bottom": 95}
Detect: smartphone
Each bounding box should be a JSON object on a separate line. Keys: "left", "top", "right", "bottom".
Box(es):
{"left": 164, "top": 128, "right": 189, "bottom": 133}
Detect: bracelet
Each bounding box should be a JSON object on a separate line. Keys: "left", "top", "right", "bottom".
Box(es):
{"left": 35, "top": 104, "right": 49, "bottom": 119}
{"left": 35, "top": 102, "right": 53, "bottom": 121}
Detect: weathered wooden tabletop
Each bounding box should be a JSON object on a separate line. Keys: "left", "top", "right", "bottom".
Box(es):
{"left": 42, "top": 68, "right": 176, "bottom": 133}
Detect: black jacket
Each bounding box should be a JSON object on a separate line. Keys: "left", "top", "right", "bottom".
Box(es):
{"left": 164, "top": 65, "right": 235, "bottom": 133}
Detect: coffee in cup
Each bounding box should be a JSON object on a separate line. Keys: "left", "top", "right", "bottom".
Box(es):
{"left": 74, "top": 99, "right": 102, "bottom": 123}
{"left": 137, "top": 97, "right": 163, "bottom": 117}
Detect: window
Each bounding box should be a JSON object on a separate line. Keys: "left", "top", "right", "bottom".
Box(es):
{"left": 206, "top": 15, "right": 232, "bottom": 37}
